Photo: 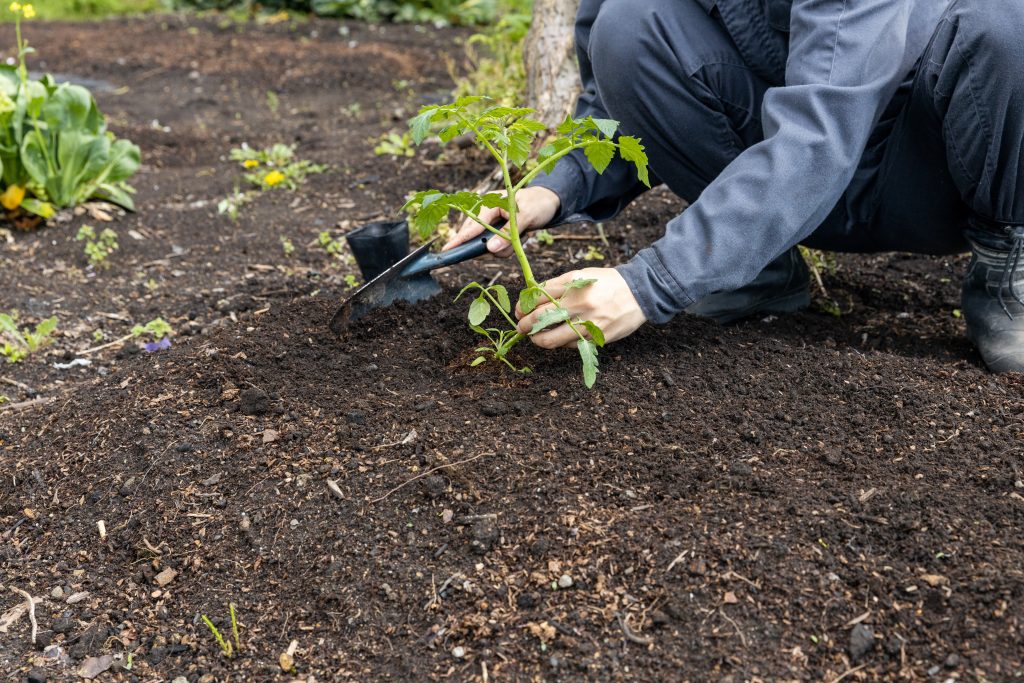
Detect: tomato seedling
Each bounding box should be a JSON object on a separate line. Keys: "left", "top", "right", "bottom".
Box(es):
{"left": 403, "top": 97, "right": 650, "bottom": 388}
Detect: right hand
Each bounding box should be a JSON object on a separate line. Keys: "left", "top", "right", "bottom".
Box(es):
{"left": 441, "top": 185, "right": 561, "bottom": 257}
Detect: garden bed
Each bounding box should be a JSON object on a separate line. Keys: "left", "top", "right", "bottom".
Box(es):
{"left": 2, "top": 14, "right": 1023, "bottom": 683}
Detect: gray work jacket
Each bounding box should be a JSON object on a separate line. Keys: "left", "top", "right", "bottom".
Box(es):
{"left": 533, "top": 0, "right": 949, "bottom": 324}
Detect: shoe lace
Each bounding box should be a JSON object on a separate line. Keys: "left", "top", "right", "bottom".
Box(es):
{"left": 998, "top": 226, "right": 1024, "bottom": 319}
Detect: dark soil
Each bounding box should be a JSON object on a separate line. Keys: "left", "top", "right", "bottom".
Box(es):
{"left": 2, "top": 13, "right": 1024, "bottom": 683}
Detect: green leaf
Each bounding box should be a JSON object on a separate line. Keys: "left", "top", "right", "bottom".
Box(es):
{"left": 518, "top": 286, "right": 541, "bottom": 314}
{"left": 468, "top": 297, "right": 491, "bottom": 326}
{"left": 577, "top": 339, "right": 600, "bottom": 388}
{"left": 583, "top": 140, "right": 616, "bottom": 174}
{"left": 455, "top": 282, "right": 483, "bottom": 301}
{"left": 480, "top": 193, "right": 509, "bottom": 211}
{"left": 409, "top": 108, "right": 435, "bottom": 144}
{"left": 581, "top": 321, "right": 606, "bottom": 347}
{"left": 470, "top": 356, "right": 487, "bottom": 367}
{"left": 590, "top": 118, "right": 619, "bottom": 138}
{"left": 555, "top": 115, "right": 576, "bottom": 136}
{"left": 412, "top": 199, "right": 449, "bottom": 241}
{"left": 563, "top": 278, "right": 597, "bottom": 292}
{"left": 507, "top": 128, "right": 533, "bottom": 167}
{"left": 490, "top": 285, "right": 511, "bottom": 313}
{"left": 529, "top": 307, "right": 569, "bottom": 335}
{"left": 618, "top": 136, "right": 651, "bottom": 187}
{"left": 537, "top": 137, "right": 572, "bottom": 167}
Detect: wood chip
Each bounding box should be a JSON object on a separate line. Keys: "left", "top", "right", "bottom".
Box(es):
{"left": 78, "top": 655, "right": 114, "bottom": 679}
{"left": 66, "top": 591, "right": 90, "bottom": 604}
{"left": 154, "top": 567, "right": 178, "bottom": 587}
{"left": 920, "top": 574, "right": 948, "bottom": 587}
{"left": 723, "top": 591, "right": 739, "bottom": 605}
{"left": 326, "top": 479, "right": 344, "bottom": 500}
{"left": 262, "top": 429, "right": 280, "bottom": 444}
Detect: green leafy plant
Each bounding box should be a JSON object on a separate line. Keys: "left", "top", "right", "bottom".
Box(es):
{"left": 582, "top": 245, "right": 604, "bottom": 261}
{"left": 201, "top": 603, "right": 240, "bottom": 658}
{"left": 0, "top": 311, "right": 57, "bottom": 363}
{"left": 318, "top": 231, "right": 345, "bottom": 257}
{"left": 280, "top": 235, "right": 295, "bottom": 256}
{"left": 219, "top": 143, "right": 326, "bottom": 220}
{"left": 0, "top": 3, "right": 141, "bottom": 218}
{"left": 403, "top": 97, "right": 649, "bottom": 388}
{"left": 131, "top": 317, "right": 172, "bottom": 340}
{"left": 373, "top": 131, "right": 415, "bottom": 158}
{"left": 76, "top": 224, "right": 118, "bottom": 268}
{"left": 450, "top": 0, "right": 532, "bottom": 107}
{"left": 534, "top": 229, "right": 554, "bottom": 246}
{"left": 343, "top": 273, "right": 359, "bottom": 289}
{"left": 799, "top": 246, "right": 842, "bottom": 316}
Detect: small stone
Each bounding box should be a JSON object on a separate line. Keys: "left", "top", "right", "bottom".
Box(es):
{"left": 414, "top": 400, "right": 436, "bottom": 413}
{"left": 65, "top": 591, "right": 89, "bottom": 605}
{"left": 441, "top": 509, "right": 454, "bottom": 523}
{"left": 172, "top": 677, "right": 188, "bottom": 683}
{"left": 452, "top": 646, "right": 466, "bottom": 659}
{"left": 849, "top": 623, "right": 875, "bottom": 662}
{"left": 262, "top": 429, "right": 280, "bottom": 444}
{"left": 50, "top": 586, "right": 64, "bottom": 599}
{"left": 175, "top": 442, "right": 194, "bottom": 453}
{"left": 345, "top": 410, "right": 365, "bottom": 425}
{"left": 279, "top": 652, "right": 294, "bottom": 672}
{"left": 944, "top": 653, "right": 961, "bottom": 668}
{"left": 326, "top": 479, "right": 344, "bottom": 500}
{"left": 557, "top": 574, "right": 573, "bottom": 589}
{"left": 26, "top": 668, "right": 47, "bottom": 683}
{"left": 470, "top": 518, "right": 499, "bottom": 554}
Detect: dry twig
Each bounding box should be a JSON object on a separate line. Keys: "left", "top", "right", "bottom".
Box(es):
{"left": 9, "top": 587, "right": 36, "bottom": 644}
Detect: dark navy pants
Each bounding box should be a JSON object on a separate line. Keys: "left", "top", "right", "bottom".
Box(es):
{"left": 588, "top": 0, "right": 1024, "bottom": 255}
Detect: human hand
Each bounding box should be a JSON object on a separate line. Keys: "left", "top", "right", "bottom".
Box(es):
{"left": 442, "top": 185, "right": 561, "bottom": 257}
{"left": 516, "top": 267, "right": 647, "bottom": 348}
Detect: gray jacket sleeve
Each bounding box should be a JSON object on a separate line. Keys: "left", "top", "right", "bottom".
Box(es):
{"left": 530, "top": 0, "right": 650, "bottom": 225}
{"left": 617, "top": 0, "right": 925, "bottom": 323}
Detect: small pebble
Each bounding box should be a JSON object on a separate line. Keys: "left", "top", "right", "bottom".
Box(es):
{"left": 452, "top": 646, "right": 466, "bottom": 659}
{"left": 558, "top": 574, "right": 574, "bottom": 589}
{"left": 50, "top": 586, "right": 64, "bottom": 599}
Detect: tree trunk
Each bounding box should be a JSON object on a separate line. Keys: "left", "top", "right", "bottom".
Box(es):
{"left": 523, "top": 0, "right": 580, "bottom": 128}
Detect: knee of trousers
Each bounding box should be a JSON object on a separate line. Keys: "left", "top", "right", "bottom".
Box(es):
{"left": 946, "top": 0, "right": 1024, "bottom": 86}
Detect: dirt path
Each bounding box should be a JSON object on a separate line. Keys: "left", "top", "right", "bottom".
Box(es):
{"left": 1, "top": 14, "right": 1023, "bottom": 683}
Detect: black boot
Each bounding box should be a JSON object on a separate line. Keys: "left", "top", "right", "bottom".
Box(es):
{"left": 685, "top": 247, "right": 811, "bottom": 324}
{"left": 962, "top": 218, "right": 1024, "bottom": 373}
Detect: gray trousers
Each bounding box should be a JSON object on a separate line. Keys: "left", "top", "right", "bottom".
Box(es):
{"left": 588, "top": 0, "right": 1024, "bottom": 255}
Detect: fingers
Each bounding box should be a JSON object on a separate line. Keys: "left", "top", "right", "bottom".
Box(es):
{"left": 443, "top": 207, "right": 504, "bottom": 251}
{"left": 530, "top": 323, "right": 580, "bottom": 350}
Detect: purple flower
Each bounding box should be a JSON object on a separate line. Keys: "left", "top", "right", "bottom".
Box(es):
{"left": 143, "top": 337, "right": 172, "bottom": 353}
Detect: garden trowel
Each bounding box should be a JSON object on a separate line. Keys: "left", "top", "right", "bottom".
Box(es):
{"left": 329, "top": 220, "right": 494, "bottom": 334}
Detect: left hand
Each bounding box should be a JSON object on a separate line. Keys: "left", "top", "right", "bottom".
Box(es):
{"left": 516, "top": 268, "right": 647, "bottom": 349}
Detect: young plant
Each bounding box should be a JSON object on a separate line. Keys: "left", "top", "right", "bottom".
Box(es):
{"left": 0, "top": 311, "right": 57, "bottom": 363}
{"left": 280, "top": 235, "right": 295, "bottom": 256}
{"left": 373, "top": 131, "right": 415, "bottom": 158}
{"left": 76, "top": 225, "right": 118, "bottom": 268}
{"left": 229, "top": 143, "right": 326, "bottom": 190}
{"left": 201, "top": 603, "right": 240, "bottom": 659}
{"left": 132, "top": 317, "right": 172, "bottom": 352}
{"left": 318, "top": 231, "right": 345, "bottom": 257}
{"left": 404, "top": 97, "right": 650, "bottom": 387}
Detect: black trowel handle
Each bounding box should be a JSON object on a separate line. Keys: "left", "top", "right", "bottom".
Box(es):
{"left": 401, "top": 219, "right": 508, "bottom": 278}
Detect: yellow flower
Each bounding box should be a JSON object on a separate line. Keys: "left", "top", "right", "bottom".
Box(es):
{"left": 21, "top": 3, "right": 33, "bottom": 17}
{"left": 243, "top": 159, "right": 259, "bottom": 168}
{"left": 0, "top": 185, "right": 25, "bottom": 210}
{"left": 263, "top": 170, "right": 285, "bottom": 187}
{"left": 8, "top": 1, "right": 21, "bottom": 12}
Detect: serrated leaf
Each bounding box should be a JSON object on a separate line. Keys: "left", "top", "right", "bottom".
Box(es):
{"left": 413, "top": 201, "right": 449, "bottom": 240}
{"left": 537, "top": 137, "right": 571, "bottom": 167}
{"left": 481, "top": 193, "right": 509, "bottom": 210}
{"left": 590, "top": 118, "right": 619, "bottom": 138}
{"left": 618, "top": 136, "right": 651, "bottom": 187}
{"left": 469, "top": 297, "right": 491, "bottom": 326}
{"left": 508, "top": 129, "right": 533, "bottom": 167}
{"left": 518, "top": 286, "right": 541, "bottom": 314}
{"left": 512, "top": 117, "right": 548, "bottom": 134}
{"left": 409, "top": 109, "right": 435, "bottom": 144}
{"left": 490, "top": 285, "right": 511, "bottom": 313}
{"left": 577, "top": 339, "right": 599, "bottom": 388}
{"left": 471, "top": 356, "right": 487, "bottom": 367}
{"left": 581, "top": 321, "right": 606, "bottom": 347}
{"left": 583, "top": 140, "right": 616, "bottom": 174}
{"left": 563, "top": 278, "right": 597, "bottom": 291}
{"left": 454, "top": 95, "right": 487, "bottom": 108}
{"left": 529, "top": 307, "right": 570, "bottom": 335}
{"left": 556, "top": 114, "right": 576, "bottom": 136}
